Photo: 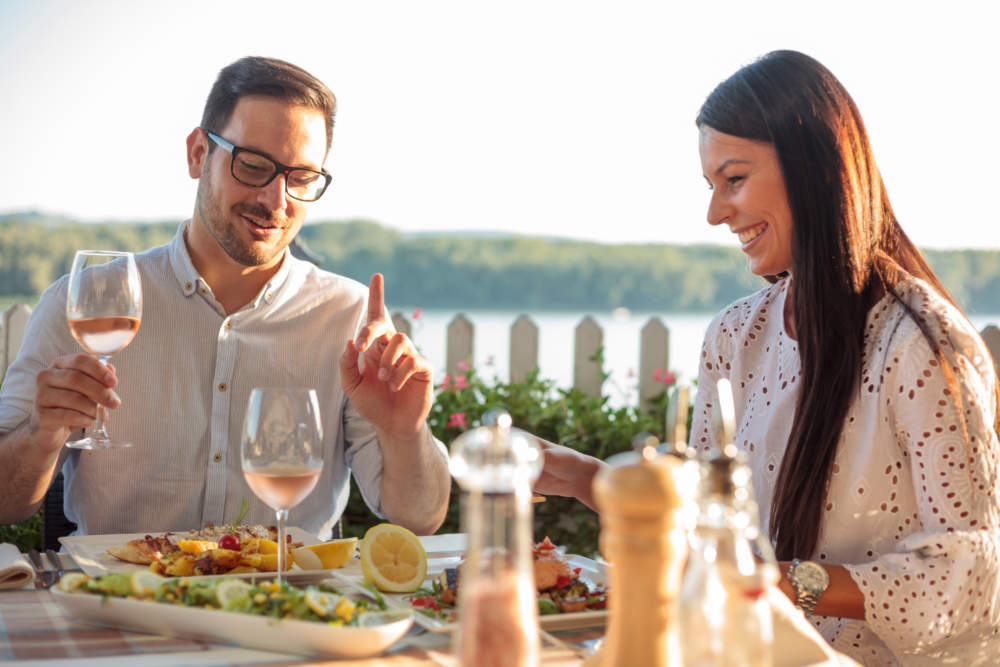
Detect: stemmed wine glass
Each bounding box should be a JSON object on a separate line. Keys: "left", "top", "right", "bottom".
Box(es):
{"left": 65, "top": 250, "right": 142, "bottom": 449}
{"left": 241, "top": 387, "right": 324, "bottom": 584}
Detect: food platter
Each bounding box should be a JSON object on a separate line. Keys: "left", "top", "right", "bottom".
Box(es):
{"left": 60, "top": 527, "right": 339, "bottom": 583}
{"left": 329, "top": 534, "right": 610, "bottom": 633}
{"left": 50, "top": 587, "right": 414, "bottom": 659}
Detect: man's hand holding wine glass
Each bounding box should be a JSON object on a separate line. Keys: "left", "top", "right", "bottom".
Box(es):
{"left": 29, "top": 354, "right": 120, "bottom": 455}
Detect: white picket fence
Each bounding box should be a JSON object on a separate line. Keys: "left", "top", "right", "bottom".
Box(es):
{"left": 3, "top": 303, "right": 1000, "bottom": 409}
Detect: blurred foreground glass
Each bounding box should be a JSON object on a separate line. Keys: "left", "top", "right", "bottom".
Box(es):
{"left": 65, "top": 250, "right": 142, "bottom": 450}
{"left": 678, "top": 452, "right": 778, "bottom": 666}
{"left": 241, "top": 388, "right": 324, "bottom": 585}
{"left": 449, "top": 408, "right": 543, "bottom": 667}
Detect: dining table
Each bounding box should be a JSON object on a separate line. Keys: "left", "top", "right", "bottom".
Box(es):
{"left": 0, "top": 585, "right": 604, "bottom": 666}
{"left": 0, "top": 535, "right": 605, "bottom": 667}
{"left": 1, "top": 537, "right": 859, "bottom": 667}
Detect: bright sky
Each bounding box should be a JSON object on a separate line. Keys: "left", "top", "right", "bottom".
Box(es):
{"left": 0, "top": 0, "right": 996, "bottom": 249}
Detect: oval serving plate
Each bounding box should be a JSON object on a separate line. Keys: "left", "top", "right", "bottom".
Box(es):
{"left": 51, "top": 588, "right": 413, "bottom": 659}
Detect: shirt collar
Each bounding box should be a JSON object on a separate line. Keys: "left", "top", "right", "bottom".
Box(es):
{"left": 168, "top": 219, "right": 301, "bottom": 307}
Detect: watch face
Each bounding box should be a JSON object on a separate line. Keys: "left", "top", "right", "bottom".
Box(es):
{"left": 794, "top": 561, "right": 830, "bottom": 592}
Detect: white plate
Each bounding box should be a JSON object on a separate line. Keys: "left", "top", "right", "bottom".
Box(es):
{"left": 59, "top": 527, "right": 343, "bottom": 583}
{"left": 330, "top": 535, "right": 609, "bottom": 633}
{"left": 51, "top": 587, "right": 413, "bottom": 660}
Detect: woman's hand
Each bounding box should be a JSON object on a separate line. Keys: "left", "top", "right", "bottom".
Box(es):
{"left": 532, "top": 437, "right": 607, "bottom": 512}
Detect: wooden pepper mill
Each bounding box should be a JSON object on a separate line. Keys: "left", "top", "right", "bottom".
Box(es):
{"left": 585, "top": 444, "right": 690, "bottom": 667}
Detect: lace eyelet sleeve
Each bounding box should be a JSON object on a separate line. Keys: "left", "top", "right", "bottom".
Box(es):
{"left": 843, "top": 315, "right": 1000, "bottom": 662}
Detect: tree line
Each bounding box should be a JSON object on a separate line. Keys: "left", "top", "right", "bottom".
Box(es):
{"left": 2, "top": 213, "right": 1000, "bottom": 314}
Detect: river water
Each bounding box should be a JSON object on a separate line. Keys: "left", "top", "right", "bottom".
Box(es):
{"left": 395, "top": 308, "right": 1000, "bottom": 405}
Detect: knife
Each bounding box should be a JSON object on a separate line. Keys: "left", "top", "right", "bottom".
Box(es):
{"left": 26, "top": 549, "right": 54, "bottom": 589}
{"left": 47, "top": 549, "right": 78, "bottom": 575}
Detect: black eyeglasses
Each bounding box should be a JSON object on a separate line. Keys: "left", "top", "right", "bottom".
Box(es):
{"left": 202, "top": 129, "right": 332, "bottom": 202}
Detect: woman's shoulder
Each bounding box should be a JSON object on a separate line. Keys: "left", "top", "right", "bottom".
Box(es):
{"left": 872, "top": 277, "right": 996, "bottom": 389}
{"left": 881, "top": 278, "right": 988, "bottom": 351}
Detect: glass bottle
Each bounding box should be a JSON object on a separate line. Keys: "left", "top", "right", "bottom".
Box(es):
{"left": 678, "top": 452, "right": 778, "bottom": 667}
{"left": 449, "top": 409, "right": 543, "bottom": 667}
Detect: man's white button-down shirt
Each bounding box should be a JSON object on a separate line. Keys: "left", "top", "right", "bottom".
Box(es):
{"left": 0, "top": 222, "right": 445, "bottom": 538}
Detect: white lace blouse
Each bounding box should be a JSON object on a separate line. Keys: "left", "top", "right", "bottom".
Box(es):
{"left": 690, "top": 276, "right": 1000, "bottom": 666}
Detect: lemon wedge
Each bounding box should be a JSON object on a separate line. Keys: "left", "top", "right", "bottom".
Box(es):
{"left": 56, "top": 571, "right": 90, "bottom": 593}
{"left": 359, "top": 523, "right": 427, "bottom": 593}
{"left": 215, "top": 579, "right": 252, "bottom": 609}
{"left": 292, "top": 537, "right": 358, "bottom": 570}
{"left": 304, "top": 588, "right": 339, "bottom": 617}
{"left": 130, "top": 570, "right": 166, "bottom": 598}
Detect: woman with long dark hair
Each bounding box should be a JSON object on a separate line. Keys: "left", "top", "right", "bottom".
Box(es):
{"left": 690, "top": 50, "right": 1000, "bottom": 664}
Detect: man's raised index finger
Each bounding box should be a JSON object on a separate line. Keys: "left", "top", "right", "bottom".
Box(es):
{"left": 367, "top": 273, "right": 385, "bottom": 323}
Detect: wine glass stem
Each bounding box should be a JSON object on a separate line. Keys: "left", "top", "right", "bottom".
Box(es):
{"left": 90, "top": 355, "right": 113, "bottom": 443}
{"left": 276, "top": 508, "right": 289, "bottom": 585}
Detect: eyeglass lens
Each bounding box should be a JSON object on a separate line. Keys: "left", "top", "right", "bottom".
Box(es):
{"left": 232, "top": 152, "right": 326, "bottom": 201}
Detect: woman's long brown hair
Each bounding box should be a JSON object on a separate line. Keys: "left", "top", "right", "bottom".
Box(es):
{"left": 696, "top": 50, "right": 998, "bottom": 560}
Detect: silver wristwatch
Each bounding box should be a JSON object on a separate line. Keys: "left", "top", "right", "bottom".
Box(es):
{"left": 786, "top": 559, "right": 829, "bottom": 614}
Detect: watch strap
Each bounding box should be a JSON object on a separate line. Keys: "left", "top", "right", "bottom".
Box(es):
{"left": 787, "top": 559, "right": 823, "bottom": 614}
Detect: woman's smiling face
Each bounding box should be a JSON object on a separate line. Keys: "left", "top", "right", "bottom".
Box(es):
{"left": 698, "top": 126, "right": 795, "bottom": 277}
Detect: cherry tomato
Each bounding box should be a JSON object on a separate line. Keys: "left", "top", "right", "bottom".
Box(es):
{"left": 218, "top": 534, "right": 240, "bottom": 551}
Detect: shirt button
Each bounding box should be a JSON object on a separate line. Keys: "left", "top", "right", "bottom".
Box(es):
{"left": 213, "top": 453, "right": 222, "bottom": 463}
{"left": 184, "top": 282, "right": 193, "bottom": 291}
{"left": 200, "top": 287, "right": 207, "bottom": 294}
{"left": 218, "top": 382, "right": 227, "bottom": 392}
{"left": 225, "top": 321, "right": 233, "bottom": 329}
{"left": 265, "top": 292, "right": 273, "bottom": 300}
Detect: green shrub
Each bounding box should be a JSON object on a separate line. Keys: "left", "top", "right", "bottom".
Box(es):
{"left": 343, "top": 349, "right": 678, "bottom": 557}
{"left": 0, "top": 511, "right": 41, "bottom": 552}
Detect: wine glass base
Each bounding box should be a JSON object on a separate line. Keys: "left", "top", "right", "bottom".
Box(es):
{"left": 66, "top": 437, "right": 133, "bottom": 450}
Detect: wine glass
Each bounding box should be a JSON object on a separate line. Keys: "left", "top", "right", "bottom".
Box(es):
{"left": 65, "top": 250, "right": 142, "bottom": 449}
{"left": 241, "top": 387, "right": 324, "bottom": 584}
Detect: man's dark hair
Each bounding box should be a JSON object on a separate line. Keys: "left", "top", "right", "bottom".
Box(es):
{"left": 200, "top": 56, "right": 336, "bottom": 153}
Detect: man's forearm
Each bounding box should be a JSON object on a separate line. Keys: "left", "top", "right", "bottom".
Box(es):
{"left": 377, "top": 424, "right": 451, "bottom": 535}
{"left": 0, "top": 420, "right": 62, "bottom": 524}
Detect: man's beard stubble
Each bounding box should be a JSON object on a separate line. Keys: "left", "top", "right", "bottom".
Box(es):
{"left": 195, "top": 174, "right": 284, "bottom": 267}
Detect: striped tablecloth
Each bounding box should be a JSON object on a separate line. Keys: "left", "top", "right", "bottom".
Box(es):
{"left": 0, "top": 588, "right": 595, "bottom": 666}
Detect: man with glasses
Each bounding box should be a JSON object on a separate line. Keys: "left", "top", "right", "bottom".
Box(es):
{"left": 0, "top": 57, "right": 451, "bottom": 540}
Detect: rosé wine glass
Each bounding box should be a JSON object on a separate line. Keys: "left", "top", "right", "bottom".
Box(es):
{"left": 65, "top": 250, "right": 142, "bottom": 449}
{"left": 241, "top": 387, "right": 324, "bottom": 584}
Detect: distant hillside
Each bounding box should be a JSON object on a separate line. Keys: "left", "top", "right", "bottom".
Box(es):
{"left": 2, "top": 213, "right": 999, "bottom": 314}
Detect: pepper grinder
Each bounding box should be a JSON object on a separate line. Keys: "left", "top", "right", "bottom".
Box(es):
{"left": 585, "top": 441, "right": 690, "bottom": 667}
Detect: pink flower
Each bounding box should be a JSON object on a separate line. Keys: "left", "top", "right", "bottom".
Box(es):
{"left": 652, "top": 368, "right": 677, "bottom": 385}
{"left": 411, "top": 308, "right": 423, "bottom": 320}
{"left": 440, "top": 375, "right": 452, "bottom": 391}
{"left": 447, "top": 412, "right": 468, "bottom": 429}
{"left": 627, "top": 367, "right": 635, "bottom": 378}
{"left": 454, "top": 375, "right": 469, "bottom": 391}
{"left": 486, "top": 355, "right": 495, "bottom": 367}
{"left": 457, "top": 359, "right": 471, "bottom": 372}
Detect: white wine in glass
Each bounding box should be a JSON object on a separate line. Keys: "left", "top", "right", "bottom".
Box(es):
{"left": 241, "top": 387, "right": 324, "bottom": 584}
{"left": 65, "top": 250, "right": 142, "bottom": 450}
